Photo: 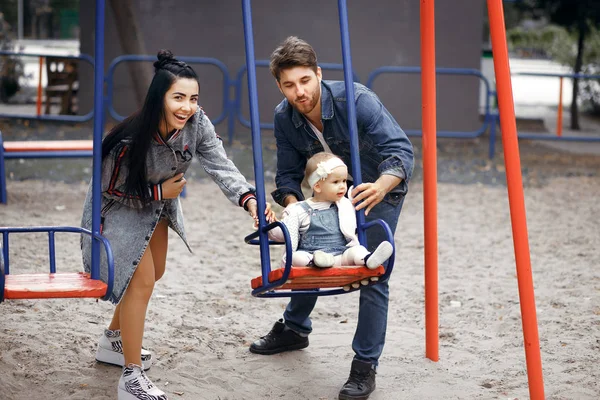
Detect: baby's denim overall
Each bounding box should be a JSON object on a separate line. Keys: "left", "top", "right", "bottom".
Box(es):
{"left": 297, "top": 202, "right": 348, "bottom": 256}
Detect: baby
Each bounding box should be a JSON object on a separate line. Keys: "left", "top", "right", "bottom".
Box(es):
{"left": 269, "top": 152, "right": 393, "bottom": 269}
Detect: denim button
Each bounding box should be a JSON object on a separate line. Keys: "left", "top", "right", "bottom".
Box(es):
{"left": 145, "top": 236, "right": 150, "bottom": 240}
{"left": 133, "top": 260, "right": 138, "bottom": 265}
{"left": 171, "top": 167, "right": 176, "bottom": 171}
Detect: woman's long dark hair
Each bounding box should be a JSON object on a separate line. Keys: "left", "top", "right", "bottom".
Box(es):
{"left": 102, "top": 49, "right": 199, "bottom": 203}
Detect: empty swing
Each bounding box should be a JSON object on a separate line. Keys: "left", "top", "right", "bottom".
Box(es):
{"left": 241, "top": 0, "right": 396, "bottom": 298}
{"left": 1, "top": 0, "right": 114, "bottom": 303}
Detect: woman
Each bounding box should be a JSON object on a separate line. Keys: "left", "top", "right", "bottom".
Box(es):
{"left": 81, "top": 50, "right": 274, "bottom": 400}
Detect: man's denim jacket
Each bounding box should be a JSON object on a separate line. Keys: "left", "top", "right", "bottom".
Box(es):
{"left": 272, "top": 80, "right": 414, "bottom": 207}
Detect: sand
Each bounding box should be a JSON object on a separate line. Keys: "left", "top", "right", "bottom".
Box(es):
{"left": 0, "top": 172, "right": 598, "bottom": 400}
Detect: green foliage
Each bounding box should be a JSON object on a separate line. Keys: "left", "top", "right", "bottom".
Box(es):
{"left": 512, "top": 0, "right": 600, "bottom": 116}
{"left": 507, "top": 24, "right": 572, "bottom": 58}
{"left": 507, "top": 23, "right": 600, "bottom": 114}
{"left": 516, "top": 0, "right": 600, "bottom": 30}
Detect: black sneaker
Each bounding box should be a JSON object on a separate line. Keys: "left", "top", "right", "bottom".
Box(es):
{"left": 338, "top": 359, "right": 377, "bottom": 400}
{"left": 249, "top": 319, "right": 309, "bottom": 355}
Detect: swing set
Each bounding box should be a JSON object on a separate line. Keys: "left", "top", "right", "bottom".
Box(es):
{"left": 0, "top": 1, "right": 544, "bottom": 399}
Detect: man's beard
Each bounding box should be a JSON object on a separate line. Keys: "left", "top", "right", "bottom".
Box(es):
{"left": 294, "top": 90, "right": 319, "bottom": 115}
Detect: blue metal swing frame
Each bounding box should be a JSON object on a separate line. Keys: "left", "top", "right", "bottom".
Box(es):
{"left": 241, "top": 0, "right": 396, "bottom": 298}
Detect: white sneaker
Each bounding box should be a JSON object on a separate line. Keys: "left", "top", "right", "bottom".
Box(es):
{"left": 365, "top": 241, "right": 394, "bottom": 269}
{"left": 312, "top": 250, "right": 335, "bottom": 268}
{"left": 118, "top": 364, "right": 167, "bottom": 400}
{"left": 96, "top": 329, "right": 153, "bottom": 371}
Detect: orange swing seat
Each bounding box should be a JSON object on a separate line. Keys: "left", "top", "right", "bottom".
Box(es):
{"left": 251, "top": 264, "right": 385, "bottom": 291}
{"left": 3, "top": 272, "right": 107, "bottom": 300}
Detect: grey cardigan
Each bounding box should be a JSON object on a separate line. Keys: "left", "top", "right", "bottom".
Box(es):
{"left": 81, "top": 107, "right": 255, "bottom": 303}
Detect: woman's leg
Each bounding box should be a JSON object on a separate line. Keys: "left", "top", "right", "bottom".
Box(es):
{"left": 108, "top": 303, "right": 121, "bottom": 331}
{"left": 107, "top": 220, "right": 169, "bottom": 331}
{"left": 149, "top": 219, "right": 169, "bottom": 281}
{"left": 119, "top": 245, "right": 156, "bottom": 366}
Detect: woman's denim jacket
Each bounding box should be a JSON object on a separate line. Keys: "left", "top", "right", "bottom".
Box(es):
{"left": 272, "top": 80, "right": 414, "bottom": 207}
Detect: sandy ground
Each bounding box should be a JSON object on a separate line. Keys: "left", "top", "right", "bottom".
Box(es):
{"left": 0, "top": 169, "right": 599, "bottom": 399}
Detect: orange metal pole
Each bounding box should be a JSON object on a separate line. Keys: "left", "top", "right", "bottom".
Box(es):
{"left": 420, "top": 0, "right": 438, "bottom": 362}
{"left": 556, "top": 76, "right": 563, "bottom": 136}
{"left": 487, "top": 1, "right": 545, "bottom": 399}
{"left": 36, "top": 56, "right": 43, "bottom": 116}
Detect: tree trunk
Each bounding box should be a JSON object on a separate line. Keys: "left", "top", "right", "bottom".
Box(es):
{"left": 570, "top": 21, "right": 586, "bottom": 130}
{"left": 108, "top": 0, "right": 153, "bottom": 108}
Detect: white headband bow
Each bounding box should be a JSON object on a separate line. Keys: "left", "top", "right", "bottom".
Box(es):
{"left": 307, "top": 157, "right": 346, "bottom": 188}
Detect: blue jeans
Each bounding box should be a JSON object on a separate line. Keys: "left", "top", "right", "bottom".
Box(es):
{"left": 283, "top": 195, "right": 404, "bottom": 367}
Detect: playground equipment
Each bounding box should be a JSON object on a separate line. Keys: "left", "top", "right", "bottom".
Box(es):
{"left": 242, "top": 0, "right": 395, "bottom": 298}
{"left": 1, "top": 0, "right": 113, "bottom": 303}
{"left": 243, "top": 0, "right": 545, "bottom": 399}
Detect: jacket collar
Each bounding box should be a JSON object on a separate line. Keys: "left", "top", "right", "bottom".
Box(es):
{"left": 291, "top": 81, "right": 335, "bottom": 128}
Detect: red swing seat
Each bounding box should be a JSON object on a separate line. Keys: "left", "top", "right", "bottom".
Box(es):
{"left": 250, "top": 264, "right": 385, "bottom": 291}
{"left": 3, "top": 272, "right": 107, "bottom": 300}
{"left": 0, "top": 226, "right": 114, "bottom": 303}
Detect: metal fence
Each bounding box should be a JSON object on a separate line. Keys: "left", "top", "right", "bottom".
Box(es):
{"left": 2, "top": 51, "right": 599, "bottom": 160}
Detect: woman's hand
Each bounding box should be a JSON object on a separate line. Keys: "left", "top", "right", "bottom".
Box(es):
{"left": 246, "top": 199, "right": 277, "bottom": 228}
{"left": 162, "top": 173, "right": 186, "bottom": 199}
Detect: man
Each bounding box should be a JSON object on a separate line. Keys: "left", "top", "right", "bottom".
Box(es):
{"left": 249, "top": 36, "right": 414, "bottom": 400}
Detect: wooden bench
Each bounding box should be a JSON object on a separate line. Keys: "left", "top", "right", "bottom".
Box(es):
{"left": 0, "top": 130, "right": 93, "bottom": 204}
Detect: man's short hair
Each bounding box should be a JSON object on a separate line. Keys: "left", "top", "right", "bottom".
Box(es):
{"left": 270, "top": 36, "right": 318, "bottom": 81}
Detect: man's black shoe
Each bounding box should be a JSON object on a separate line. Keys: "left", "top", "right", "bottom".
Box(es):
{"left": 249, "top": 319, "right": 309, "bottom": 355}
{"left": 338, "top": 359, "right": 376, "bottom": 400}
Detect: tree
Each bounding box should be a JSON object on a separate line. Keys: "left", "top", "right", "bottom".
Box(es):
{"left": 517, "top": 0, "right": 600, "bottom": 130}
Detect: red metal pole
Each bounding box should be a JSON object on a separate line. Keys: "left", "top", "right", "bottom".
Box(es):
{"left": 420, "top": 0, "right": 438, "bottom": 362}
{"left": 36, "top": 56, "right": 44, "bottom": 116}
{"left": 556, "top": 76, "right": 563, "bottom": 136}
{"left": 487, "top": 1, "right": 545, "bottom": 399}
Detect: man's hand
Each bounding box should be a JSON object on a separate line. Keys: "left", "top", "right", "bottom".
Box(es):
{"left": 351, "top": 175, "right": 402, "bottom": 216}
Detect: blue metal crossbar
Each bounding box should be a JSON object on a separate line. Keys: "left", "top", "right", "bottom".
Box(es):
{"left": 0, "top": 51, "right": 95, "bottom": 122}
{"left": 366, "top": 66, "right": 494, "bottom": 139}
{"left": 488, "top": 71, "right": 600, "bottom": 158}
{"left": 0, "top": 226, "right": 115, "bottom": 302}
{"left": 510, "top": 71, "right": 600, "bottom": 141}
{"left": 105, "top": 55, "right": 232, "bottom": 125}
{"left": 241, "top": 0, "right": 395, "bottom": 297}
